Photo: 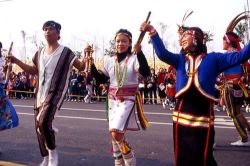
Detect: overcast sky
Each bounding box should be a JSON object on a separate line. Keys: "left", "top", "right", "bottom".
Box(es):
{"left": 0, "top": 0, "right": 247, "bottom": 60}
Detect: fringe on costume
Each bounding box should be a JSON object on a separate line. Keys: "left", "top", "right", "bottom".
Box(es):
{"left": 136, "top": 94, "right": 150, "bottom": 130}
{"left": 238, "top": 79, "right": 249, "bottom": 98}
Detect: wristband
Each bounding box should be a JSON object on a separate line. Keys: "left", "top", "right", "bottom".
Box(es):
{"left": 149, "top": 28, "right": 156, "bottom": 36}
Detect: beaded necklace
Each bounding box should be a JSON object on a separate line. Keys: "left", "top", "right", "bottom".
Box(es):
{"left": 115, "top": 55, "right": 129, "bottom": 87}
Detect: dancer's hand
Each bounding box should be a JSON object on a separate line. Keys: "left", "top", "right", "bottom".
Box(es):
{"left": 140, "top": 22, "right": 156, "bottom": 34}
{"left": 133, "top": 43, "right": 142, "bottom": 55}
{"left": 6, "top": 54, "right": 18, "bottom": 64}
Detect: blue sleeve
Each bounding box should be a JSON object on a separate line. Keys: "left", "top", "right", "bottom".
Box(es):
{"left": 215, "top": 42, "right": 250, "bottom": 73}
{"left": 150, "top": 33, "right": 180, "bottom": 68}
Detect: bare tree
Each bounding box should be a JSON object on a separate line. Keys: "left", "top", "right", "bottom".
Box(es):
{"left": 26, "top": 32, "right": 45, "bottom": 49}
{"left": 159, "top": 22, "right": 168, "bottom": 48}
{"left": 104, "top": 39, "right": 116, "bottom": 56}
{"left": 74, "top": 51, "right": 82, "bottom": 59}
{"left": 235, "top": 22, "right": 248, "bottom": 45}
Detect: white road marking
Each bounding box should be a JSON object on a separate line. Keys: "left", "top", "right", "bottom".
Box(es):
{"left": 13, "top": 104, "right": 171, "bottom": 115}
{"left": 14, "top": 104, "right": 249, "bottom": 129}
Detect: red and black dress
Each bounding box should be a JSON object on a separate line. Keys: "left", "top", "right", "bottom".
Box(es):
{"left": 173, "top": 85, "right": 217, "bottom": 166}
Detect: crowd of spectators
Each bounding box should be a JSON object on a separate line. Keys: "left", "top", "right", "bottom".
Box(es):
{"left": 6, "top": 67, "right": 176, "bottom": 108}
{"left": 138, "top": 67, "right": 176, "bottom": 109}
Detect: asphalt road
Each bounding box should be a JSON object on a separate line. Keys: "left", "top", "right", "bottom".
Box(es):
{"left": 0, "top": 99, "right": 249, "bottom": 166}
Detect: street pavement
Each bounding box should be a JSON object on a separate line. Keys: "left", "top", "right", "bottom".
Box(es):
{"left": 0, "top": 99, "right": 249, "bottom": 166}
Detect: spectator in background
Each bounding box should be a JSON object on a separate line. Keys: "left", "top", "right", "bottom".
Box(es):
{"left": 147, "top": 68, "right": 157, "bottom": 104}
{"left": 138, "top": 75, "right": 148, "bottom": 104}
{"left": 165, "top": 66, "right": 176, "bottom": 110}
{"left": 77, "top": 71, "right": 85, "bottom": 102}
{"left": 20, "top": 74, "right": 29, "bottom": 99}
{"left": 84, "top": 73, "right": 94, "bottom": 103}
{"left": 157, "top": 68, "right": 166, "bottom": 107}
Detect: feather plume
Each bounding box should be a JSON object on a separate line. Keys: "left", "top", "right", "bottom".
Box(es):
{"left": 226, "top": 11, "right": 250, "bottom": 32}
{"left": 182, "top": 10, "right": 193, "bottom": 25}
{"left": 178, "top": 10, "right": 193, "bottom": 35}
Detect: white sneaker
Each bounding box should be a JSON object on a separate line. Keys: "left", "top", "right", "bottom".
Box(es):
{"left": 39, "top": 156, "right": 49, "bottom": 166}
{"left": 246, "top": 105, "right": 250, "bottom": 113}
{"left": 84, "top": 97, "right": 89, "bottom": 103}
{"left": 48, "top": 149, "right": 58, "bottom": 166}
{"left": 222, "top": 105, "right": 227, "bottom": 111}
{"left": 230, "top": 140, "right": 250, "bottom": 146}
{"left": 213, "top": 143, "right": 216, "bottom": 149}
{"left": 162, "top": 102, "right": 166, "bottom": 109}
{"left": 165, "top": 99, "right": 169, "bottom": 106}
{"left": 213, "top": 105, "right": 220, "bottom": 112}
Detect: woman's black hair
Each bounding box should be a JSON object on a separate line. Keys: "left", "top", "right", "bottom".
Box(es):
{"left": 115, "top": 29, "right": 132, "bottom": 40}
{"left": 225, "top": 31, "right": 240, "bottom": 49}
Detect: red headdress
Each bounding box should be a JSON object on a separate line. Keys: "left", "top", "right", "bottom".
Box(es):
{"left": 223, "top": 33, "right": 241, "bottom": 51}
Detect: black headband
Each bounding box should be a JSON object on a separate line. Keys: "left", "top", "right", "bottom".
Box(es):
{"left": 42, "top": 20, "right": 61, "bottom": 32}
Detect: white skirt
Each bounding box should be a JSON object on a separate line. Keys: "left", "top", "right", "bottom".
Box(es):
{"left": 108, "top": 96, "right": 139, "bottom": 132}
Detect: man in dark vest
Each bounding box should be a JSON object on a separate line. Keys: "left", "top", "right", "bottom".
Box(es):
{"left": 8, "top": 20, "right": 86, "bottom": 166}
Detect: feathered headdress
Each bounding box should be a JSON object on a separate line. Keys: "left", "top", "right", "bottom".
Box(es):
{"left": 177, "top": 10, "right": 193, "bottom": 36}
{"left": 224, "top": 11, "right": 250, "bottom": 49}
{"left": 226, "top": 11, "right": 250, "bottom": 33}
{"left": 177, "top": 10, "right": 213, "bottom": 44}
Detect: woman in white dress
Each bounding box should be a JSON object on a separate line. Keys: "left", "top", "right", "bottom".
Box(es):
{"left": 89, "top": 29, "right": 150, "bottom": 166}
